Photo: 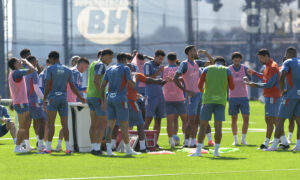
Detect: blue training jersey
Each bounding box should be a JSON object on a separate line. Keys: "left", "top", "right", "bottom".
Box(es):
{"left": 25, "top": 71, "right": 39, "bottom": 103}
{"left": 45, "top": 63, "right": 73, "bottom": 99}
{"left": 39, "top": 67, "right": 48, "bottom": 93}
{"left": 282, "top": 58, "right": 300, "bottom": 99}
{"left": 143, "top": 60, "right": 163, "bottom": 98}
{"left": 104, "top": 63, "right": 132, "bottom": 102}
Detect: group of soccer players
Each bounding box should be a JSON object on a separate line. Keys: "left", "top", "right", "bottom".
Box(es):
{"left": 1, "top": 45, "right": 300, "bottom": 157}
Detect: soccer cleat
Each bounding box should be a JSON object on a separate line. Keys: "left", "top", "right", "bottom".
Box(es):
{"left": 189, "top": 145, "right": 197, "bottom": 148}
{"left": 140, "top": 148, "right": 150, "bottom": 153}
{"left": 170, "top": 142, "right": 175, "bottom": 149}
{"left": 181, "top": 144, "right": 189, "bottom": 148}
{"left": 111, "top": 147, "right": 117, "bottom": 152}
{"left": 65, "top": 150, "right": 72, "bottom": 154}
{"left": 55, "top": 145, "right": 62, "bottom": 152}
{"left": 37, "top": 144, "right": 46, "bottom": 151}
{"left": 14, "top": 146, "right": 28, "bottom": 153}
{"left": 24, "top": 146, "right": 33, "bottom": 152}
{"left": 288, "top": 139, "right": 293, "bottom": 144}
{"left": 126, "top": 148, "right": 141, "bottom": 155}
{"left": 91, "top": 150, "right": 103, "bottom": 155}
{"left": 106, "top": 151, "right": 115, "bottom": 156}
{"left": 232, "top": 141, "right": 238, "bottom": 146}
{"left": 292, "top": 146, "right": 300, "bottom": 151}
{"left": 189, "top": 152, "right": 202, "bottom": 157}
{"left": 241, "top": 140, "right": 248, "bottom": 145}
{"left": 213, "top": 151, "right": 220, "bottom": 157}
{"left": 37, "top": 146, "right": 44, "bottom": 151}
{"left": 257, "top": 144, "right": 268, "bottom": 150}
{"left": 264, "top": 147, "right": 278, "bottom": 151}
{"left": 208, "top": 140, "right": 215, "bottom": 147}
{"left": 278, "top": 144, "right": 290, "bottom": 150}
{"left": 41, "top": 149, "right": 51, "bottom": 154}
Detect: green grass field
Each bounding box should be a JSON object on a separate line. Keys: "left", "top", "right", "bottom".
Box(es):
{"left": 1, "top": 101, "right": 300, "bottom": 180}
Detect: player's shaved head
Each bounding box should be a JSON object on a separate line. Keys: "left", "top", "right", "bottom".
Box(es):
{"left": 20, "top": 48, "right": 31, "bottom": 59}
{"left": 117, "top": 53, "right": 127, "bottom": 63}
{"left": 77, "top": 57, "right": 89, "bottom": 65}
{"left": 48, "top": 51, "right": 59, "bottom": 60}
{"left": 167, "top": 52, "right": 177, "bottom": 61}
{"left": 214, "top": 56, "right": 226, "bottom": 66}
{"left": 8, "top": 57, "right": 19, "bottom": 70}
{"left": 184, "top": 45, "right": 195, "bottom": 55}
{"left": 125, "top": 53, "right": 133, "bottom": 61}
{"left": 27, "top": 55, "right": 37, "bottom": 63}
{"left": 285, "top": 47, "right": 297, "bottom": 59}
{"left": 257, "top": 49, "right": 270, "bottom": 57}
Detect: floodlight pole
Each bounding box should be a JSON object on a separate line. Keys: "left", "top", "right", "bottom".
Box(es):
{"left": 130, "top": 0, "right": 136, "bottom": 53}
{"left": 63, "top": 0, "right": 69, "bottom": 65}
{"left": 0, "top": 0, "right": 6, "bottom": 97}
{"left": 185, "top": 0, "right": 194, "bottom": 45}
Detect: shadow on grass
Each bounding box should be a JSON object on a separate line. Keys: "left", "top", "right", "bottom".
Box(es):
{"left": 229, "top": 144, "right": 257, "bottom": 148}
{"left": 15, "top": 152, "right": 36, "bottom": 156}
{"left": 207, "top": 156, "right": 248, "bottom": 160}
{"left": 275, "top": 150, "right": 295, "bottom": 153}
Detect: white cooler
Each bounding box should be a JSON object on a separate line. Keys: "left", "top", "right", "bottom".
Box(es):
{"left": 68, "top": 103, "right": 92, "bottom": 152}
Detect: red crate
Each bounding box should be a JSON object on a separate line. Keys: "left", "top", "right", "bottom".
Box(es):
{"left": 117, "top": 130, "right": 158, "bottom": 151}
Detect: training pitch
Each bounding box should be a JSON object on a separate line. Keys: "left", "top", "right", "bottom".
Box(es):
{"left": 0, "top": 101, "right": 300, "bottom": 180}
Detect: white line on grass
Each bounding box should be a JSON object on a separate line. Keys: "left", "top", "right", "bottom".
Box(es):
{"left": 39, "top": 168, "right": 300, "bottom": 180}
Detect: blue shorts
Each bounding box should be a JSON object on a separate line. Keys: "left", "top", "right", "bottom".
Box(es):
{"left": 228, "top": 97, "right": 250, "bottom": 115}
{"left": 29, "top": 103, "right": 46, "bottom": 120}
{"left": 145, "top": 96, "right": 165, "bottom": 119}
{"left": 107, "top": 100, "right": 129, "bottom": 122}
{"left": 13, "top": 103, "right": 29, "bottom": 114}
{"left": 0, "top": 124, "right": 8, "bottom": 137}
{"left": 265, "top": 97, "right": 281, "bottom": 117}
{"left": 200, "top": 103, "right": 225, "bottom": 121}
{"left": 187, "top": 93, "right": 202, "bottom": 116}
{"left": 87, "top": 97, "right": 106, "bottom": 116}
{"left": 165, "top": 101, "right": 187, "bottom": 115}
{"left": 137, "top": 87, "right": 145, "bottom": 109}
{"left": 128, "top": 100, "right": 144, "bottom": 127}
{"left": 278, "top": 99, "right": 300, "bottom": 119}
{"left": 47, "top": 96, "right": 68, "bottom": 117}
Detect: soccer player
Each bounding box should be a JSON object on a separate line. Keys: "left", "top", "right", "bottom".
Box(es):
{"left": 8, "top": 57, "right": 35, "bottom": 153}
{"left": 131, "top": 53, "right": 147, "bottom": 120}
{"left": 87, "top": 49, "right": 113, "bottom": 154}
{"left": 280, "top": 56, "right": 295, "bottom": 144}
{"left": 163, "top": 52, "right": 188, "bottom": 148}
{"left": 25, "top": 56, "right": 46, "bottom": 151}
{"left": 143, "top": 50, "right": 166, "bottom": 145}
{"left": 0, "top": 96, "right": 17, "bottom": 144}
{"left": 52, "top": 57, "right": 90, "bottom": 152}
{"left": 228, "top": 52, "right": 251, "bottom": 145}
{"left": 174, "top": 45, "right": 214, "bottom": 148}
{"left": 100, "top": 53, "right": 140, "bottom": 156}
{"left": 39, "top": 59, "right": 51, "bottom": 93}
{"left": 247, "top": 49, "right": 288, "bottom": 150}
{"left": 20, "top": 48, "right": 42, "bottom": 74}
{"left": 126, "top": 53, "right": 165, "bottom": 152}
{"left": 67, "top": 57, "right": 89, "bottom": 102}
{"left": 191, "top": 56, "right": 235, "bottom": 157}
{"left": 38, "top": 59, "right": 51, "bottom": 146}
{"left": 42, "top": 51, "right": 85, "bottom": 154}
{"left": 267, "top": 47, "right": 300, "bottom": 151}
